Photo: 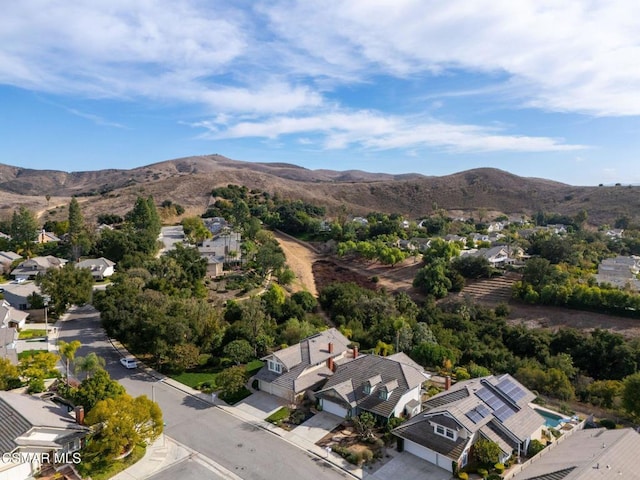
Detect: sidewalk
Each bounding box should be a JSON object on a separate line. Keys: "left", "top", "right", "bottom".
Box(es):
{"left": 110, "top": 435, "right": 190, "bottom": 480}
{"left": 109, "top": 338, "right": 362, "bottom": 479}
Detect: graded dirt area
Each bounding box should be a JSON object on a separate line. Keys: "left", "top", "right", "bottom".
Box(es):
{"left": 273, "top": 233, "right": 640, "bottom": 339}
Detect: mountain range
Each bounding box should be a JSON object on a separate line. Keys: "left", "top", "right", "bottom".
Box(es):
{"left": 0, "top": 154, "right": 637, "bottom": 226}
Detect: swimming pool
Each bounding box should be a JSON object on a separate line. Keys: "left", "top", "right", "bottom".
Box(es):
{"left": 534, "top": 408, "right": 565, "bottom": 428}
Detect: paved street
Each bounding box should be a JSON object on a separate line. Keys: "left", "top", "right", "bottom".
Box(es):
{"left": 58, "top": 306, "right": 351, "bottom": 480}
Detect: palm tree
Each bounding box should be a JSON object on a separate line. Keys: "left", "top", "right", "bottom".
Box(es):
{"left": 74, "top": 352, "right": 106, "bottom": 380}
{"left": 58, "top": 340, "right": 81, "bottom": 386}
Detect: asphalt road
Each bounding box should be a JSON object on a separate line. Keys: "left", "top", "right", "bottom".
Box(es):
{"left": 58, "top": 306, "right": 349, "bottom": 480}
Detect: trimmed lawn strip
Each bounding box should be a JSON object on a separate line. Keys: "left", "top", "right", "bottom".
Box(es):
{"left": 18, "top": 329, "right": 47, "bottom": 339}
{"left": 169, "top": 371, "right": 219, "bottom": 390}
{"left": 266, "top": 406, "right": 291, "bottom": 424}
{"left": 17, "top": 350, "right": 47, "bottom": 360}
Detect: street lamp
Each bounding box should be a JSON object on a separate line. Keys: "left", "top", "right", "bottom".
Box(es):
{"left": 43, "top": 295, "right": 50, "bottom": 345}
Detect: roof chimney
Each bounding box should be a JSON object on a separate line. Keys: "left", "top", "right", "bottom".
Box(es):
{"left": 445, "top": 376, "right": 451, "bottom": 391}
{"left": 75, "top": 405, "right": 85, "bottom": 425}
{"left": 352, "top": 346, "right": 358, "bottom": 359}
{"left": 327, "top": 357, "right": 335, "bottom": 371}
{"left": 328, "top": 342, "right": 334, "bottom": 354}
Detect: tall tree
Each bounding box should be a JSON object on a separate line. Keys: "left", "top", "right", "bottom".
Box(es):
{"left": 68, "top": 197, "right": 90, "bottom": 261}
{"left": 74, "top": 352, "right": 106, "bottom": 380}
{"left": 38, "top": 263, "right": 94, "bottom": 315}
{"left": 58, "top": 340, "right": 81, "bottom": 387}
{"left": 10, "top": 206, "right": 39, "bottom": 255}
{"left": 622, "top": 372, "right": 640, "bottom": 420}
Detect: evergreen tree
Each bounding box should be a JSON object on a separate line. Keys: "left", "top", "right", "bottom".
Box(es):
{"left": 10, "top": 206, "right": 39, "bottom": 255}
{"left": 68, "top": 197, "right": 90, "bottom": 260}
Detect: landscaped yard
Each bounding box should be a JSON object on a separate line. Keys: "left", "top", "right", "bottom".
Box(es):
{"left": 77, "top": 443, "right": 146, "bottom": 480}
{"left": 18, "top": 329, "right": 47, "bottom": 339}
{"left": 17, "top": 349, "right": 48, "bottom": 360}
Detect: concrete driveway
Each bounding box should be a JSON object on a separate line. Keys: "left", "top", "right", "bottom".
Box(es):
{"left": 364, "top": 451, "right": 453, "bottom": 480}
{"left": 285, "top": 411, "right": 344, "bottom": 444}
{"left": 234, "top": 391, "right": 287, "bottom": 420}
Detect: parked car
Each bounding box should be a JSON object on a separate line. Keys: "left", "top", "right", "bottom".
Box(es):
{"left": 119, "top": 357, "right": 138, "bottom": 369}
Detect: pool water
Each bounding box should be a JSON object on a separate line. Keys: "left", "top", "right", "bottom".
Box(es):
{"left": 534, "top": 408, "right": 565, "bottom": 428}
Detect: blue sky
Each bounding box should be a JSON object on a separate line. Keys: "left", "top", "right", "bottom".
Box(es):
{"left": 2, "top": 1, "right": 640, "bottom": 186}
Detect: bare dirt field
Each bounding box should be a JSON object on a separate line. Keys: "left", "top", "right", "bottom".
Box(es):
{"left": 272, "top": 233, "right": 640, "bottom": 339}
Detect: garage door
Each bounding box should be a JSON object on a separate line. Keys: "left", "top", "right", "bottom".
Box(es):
{"left": 321, "top": 399, "right": 348, "bottom": 418}
{"left": 405, "top": 440, "right": 437, "bottom": 464}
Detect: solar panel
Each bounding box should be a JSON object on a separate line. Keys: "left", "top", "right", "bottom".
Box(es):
{"left": 466, "top": 410, "right": 482, "bottom": 424}
{"left": 494, "top": 404, "right": 515, "bottom": 422}
{"left": 496, "top": 378, "right": 527, "bottom": 403}
{"left": 476, "top": 404, "right": 490, "bottom": 418}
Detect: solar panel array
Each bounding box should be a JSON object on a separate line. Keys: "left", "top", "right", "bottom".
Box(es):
{"left": 465, "top": 404, "right": 491, "bottom": 424}
{"left": 496, "top": 378, "right": 527, "bottom": 403}
{"left": 475, "top": 386, "right": 516, "bottom": 423}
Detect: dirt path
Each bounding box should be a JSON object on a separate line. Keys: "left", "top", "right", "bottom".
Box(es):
{"left": 273, "top": 231, "right": 319, "bottom": 296}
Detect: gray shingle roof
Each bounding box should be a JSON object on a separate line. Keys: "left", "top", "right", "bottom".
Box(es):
{"left": 316, "top": 354, "right": 426, "bottom": 418}
{"left": 393, "top": 413, "right": 467, "bottom": 461}
{"left": 0, "top": 396, "right": 31, "bottom": 453}
{"left": 256, "top": 328, "right": 352, "bottom": 394}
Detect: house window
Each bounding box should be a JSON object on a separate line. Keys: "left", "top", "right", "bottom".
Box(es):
{"left": 364, "top": 384, "right": 371, "bottom": 394}
{"left": 267, "top": 359, "right": 281, "bottom": 374}
{"left": 434, "top": 424, "right": 457, "bottom": 441}
{"left": 378, "top": 388, "right": 389, "bottom": 400}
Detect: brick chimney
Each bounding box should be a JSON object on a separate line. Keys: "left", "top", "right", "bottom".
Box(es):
{"left": 328, "top": 342, "right": 334, "bottom": 354}
{"left": 352, "top": 346, "right": 358, "bottom": 359}
{"left": 327, "top": 357, "right": 335, "bottom": 371}
{"left": 75, "top": 406, "right": 85, "bottom": 425}
{"left": 444, "top": 376, "right": 451, "bottom": 391}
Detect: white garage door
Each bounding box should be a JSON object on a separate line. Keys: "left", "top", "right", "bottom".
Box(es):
{"left": 405, "top": 440, "right": 437, "bottom": 464}
{"left": 321, "top": 399, "right": 348, "bottom": 418}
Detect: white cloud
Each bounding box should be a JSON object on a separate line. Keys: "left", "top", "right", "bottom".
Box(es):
{"left": 192, "top": 110, "right": 586, "bottom": 153}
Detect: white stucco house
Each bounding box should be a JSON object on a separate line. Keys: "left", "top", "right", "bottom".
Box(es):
{"left": 75, "top": 257, "right": 116, "bottom": 281}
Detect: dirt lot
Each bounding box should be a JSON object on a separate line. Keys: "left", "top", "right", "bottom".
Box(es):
{"left": 273, "top": 233, "right": 640, "bottom": 339}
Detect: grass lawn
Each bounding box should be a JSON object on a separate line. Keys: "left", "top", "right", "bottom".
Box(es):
{"left": 17, "top": 349, "right": 47, "bottom": 360}
{"left": 169, "top": 371, "right": 219, "bottom": 390}
{"left": 78, "top": 443, "right": 146, "bottom": 480}
{"left": 266, "top": 407, "right": 291, "bottom": 424}
{"left": 245, "top": 360, "right": 264, "bottom": 375}
{"left": 18, "top": 329, "right": 47, "bottom": 339}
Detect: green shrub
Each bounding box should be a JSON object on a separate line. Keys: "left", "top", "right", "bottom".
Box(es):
{"left": 598, "top": 418, "right": 617, "bottom": 429}
{"left": 494, "top": 463, "right": 505, "bottom": 474}
{"left": 27, "top": 378, "right": 45, "bottom": 393}
{"left": 458, "top": 473, "right": 469, "bottom": 480}
{"left": 478, "top": 468, "right": 489, "bottom": 478}
{"left": 361, "top": 449, "right": 374, "bottom": 464}
{"left": 487, "top": 474, "right": 503, "bottom": 480}
{"left": 528, "top": 439, "right": 545, "bottom": 456}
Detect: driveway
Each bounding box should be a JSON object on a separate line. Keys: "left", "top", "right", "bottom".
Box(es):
{"left": 233, "top": 391, "right": 287, "bottom": 420}
{"left": 364, "top": 451, "right": 453, "bottom": 480}
{"left": 285, "top": 411, "right": 344, "bottom": 444}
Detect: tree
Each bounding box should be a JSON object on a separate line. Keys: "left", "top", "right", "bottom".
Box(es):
{"left": 71, "top": 368, "right": 125, "bottom": 413}
{"left": 58, "top": 340, "right": 81, "bottom": 387}
{"left": 68, "top": 197, "right": 90, "bottom": 260}
{"left": 413, "top": 259, "right": 452, "bottom": 298}
{"left": 216, "top": 366, "right": 247, "bottom": 400}
{"left": 223, "top": 339, "right": 255, "bottom": 365}
{"left": 181, "top": 216, "right": 211, "bottom": 244}
{"left": 0, "top": 358, "right": 21, "bottom": 390}
{"left": 473, "top": 438, "right": 502, "bottom": 465}
{"left": 353, "top": 412, "right": 376, "bottom": 440}
{"left": 19, "top": 351, "right": 60, "bottom": 393}
{"left": 74, "top": 352, "right": 106, "bottom": 380}
{"left": 38, "top": 263, "right": 94, "bottom": 315}
{"left": 169, "top": 343, "right": 200, "bottom": 373}
{"left": 622, "top": 372, "right": 640, "bottom": 419}
{"left": 10, "top": 206, "right": 39, "bottom": 255}
{"left": 84, "top": 394, "right": 163, "bottom": 463}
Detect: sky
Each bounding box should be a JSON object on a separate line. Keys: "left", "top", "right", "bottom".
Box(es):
{"left": 2, "top": 1, "right": 640, "bottom": 186}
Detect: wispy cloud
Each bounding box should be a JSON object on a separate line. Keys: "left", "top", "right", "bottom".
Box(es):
{"left": 64, "top": 108, "right": 126, "bottom": 129}
{"left": 191, "top": 110, "right": 587, "bottom": 153}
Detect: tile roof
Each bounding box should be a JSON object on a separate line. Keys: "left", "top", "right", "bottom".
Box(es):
{"left": 75, "top": 257, "right": 116, "bottom": 270}
{"left": 316, "top": 354, "right": 426, "bottom": 418}
{"left": 393, "top": 413, "right": 467, "bottom": 460}
{"left": 510, "top": 428, "right": 640, "bottom": 480}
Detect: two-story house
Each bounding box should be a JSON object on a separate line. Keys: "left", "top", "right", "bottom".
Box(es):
{"left": 11, "top": 256, "right": 67, "bottom": 281}
{"left": 255, "top": 328, "right": 352, "bottom": 402}
{"left": 75, "top": 257, "right": 116, "bottom": 281}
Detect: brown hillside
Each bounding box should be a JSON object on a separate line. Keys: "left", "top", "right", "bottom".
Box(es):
{"left": 0, "top": 155, "right": 638, "bottom": 225}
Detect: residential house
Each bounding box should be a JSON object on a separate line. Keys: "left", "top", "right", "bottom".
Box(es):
{"left": 0, "top": 281, "right": 41, "bottom": 310}
{"left": 546, "top": 224, "right": 568, "bottom": 235}
{"left": 508, "top": 427, "right": 640, "bottom": 480}
{"left": 444, "top": 234, "right": 466, "bottom": 244}
{"left": 409, "top": 237, "right": 431, "bottom": 252}
{"left": 395, "top": 239, "right": 416, "bottom": 252}
{"left": 315, "top": 353, "right": 428, "bottom": 421}
{"left": 36, "top": 230, "right": 61, "bottom": 244}
{"left": 318, "top": 220, "right": 332, "bottom": 233}
{"left": 0, "top": 327, "right": 18, "bottom": 365}
{"left": 11, "top": 256, "right": 67, "bottom": 281}
{"left": 393, "top": 374, "right": 545, "bottom": 473}
{"left": 201, "top": 254, "right": 224, "bottom": 278}
{"left": 203, "top": 217, "right": 228, "bottom": 235}
{"left": 0, "top": 251, "right": 22, "bottom": 275}
{"left": 0, "top": 300, "right": 29, "bottom": 330}
{"left": 0, "top": 391, "right": 89, "bottom": 480}
{"left": 75, "top": 257, "right": 116, "bottom": 281}
{"left": 470, "top": 245, "right": 520, "bottom": 267}
{"left": 605, "top": 228, "right": 624, "bottom": 239}
{"left": 595, "top": 255, "right": 640, "bottom": 291}
{"left": 255, "top": 328, "right": 353, "bottom": 402}
{"left": 352, "top": 217, "right": 369, "bottom": 227}
{"left": 487, "top": 222, "right": 505, "bottom": 233}
{"left": 199, "top": 233, "right": 242, "bottom": 264}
